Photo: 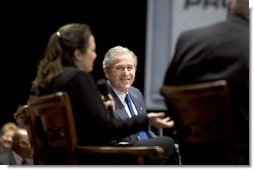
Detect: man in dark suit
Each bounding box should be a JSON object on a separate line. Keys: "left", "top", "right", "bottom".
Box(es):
{"left": 102, "top": 46, "right": 178, "bottom": 164}
{"left": 163, "top": 0, "right": 249, "bottom": 164}
{"left": 103, "top": 45, "right": 174, "bottom": 144}
{"left": 0, "top": 128, "right": 33, "bottom": 165}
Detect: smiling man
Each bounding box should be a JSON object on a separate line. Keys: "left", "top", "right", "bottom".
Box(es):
{"left": 103, "top": 46, "right": 158, "bottom": 144}
{"left": 103, "top": 46, "right": 174, "bottom": 150}
{"left": 102, "top": 46, "right": 177, "bottom": 165}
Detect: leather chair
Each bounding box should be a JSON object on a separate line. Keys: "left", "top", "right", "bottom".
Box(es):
{"left": 160, "top": 80, "right": 237, "bottom": 165}
{"left": 14, "top": 92, "right": 164, "bottom": 165}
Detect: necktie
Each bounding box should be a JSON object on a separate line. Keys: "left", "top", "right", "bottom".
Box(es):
{"left": 125, "top": 94, "right": 148, "bottom": 140}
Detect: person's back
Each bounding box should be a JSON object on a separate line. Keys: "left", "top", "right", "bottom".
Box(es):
{"left": 163, "top": 0, "right": 249, "bottom": 143}
{"left": 163, "top": 0, "right": 249, "bottom": 164}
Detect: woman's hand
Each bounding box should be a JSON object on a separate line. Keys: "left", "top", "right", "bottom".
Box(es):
{"left": 101, "top": 93, "right": 115, "bottom": 113}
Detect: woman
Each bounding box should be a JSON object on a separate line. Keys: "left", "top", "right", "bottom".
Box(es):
{"left": 31, "top": 23, "right": 175, "bottom": 164}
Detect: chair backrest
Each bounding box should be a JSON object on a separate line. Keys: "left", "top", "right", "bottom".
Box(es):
{"left": 160, "top": 80, "right": 234, "bottom": 164}
{"left": 14, "top": 105, "right": 45, "bottom": 164}
{"left": 14, "top": 105, "right": 34, "bottom": 143}
{"left": 27, "top": 92, "right": 77, "bottom": 165}
{"left": 15, "top": 92, "right": 164, "bottom": 165}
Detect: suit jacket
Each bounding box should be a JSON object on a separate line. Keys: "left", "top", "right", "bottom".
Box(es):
{"left": 163, "top": 15, "right": 249, "bottom": 144}
{"left": 31, "top": 67, "right": 149, "bottom": 146}
{"left": 0, "top": 151, "right": 16, "bottom": 165}
{"left": 109, "top": 86, "right": 156, "bottom": 144}
{"left": 0, "top": 151, "right": 33, "bottom": 165}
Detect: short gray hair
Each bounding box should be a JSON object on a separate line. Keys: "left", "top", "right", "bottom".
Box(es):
{"left": 103, "top": 46, "right": 138, "bottom": 69}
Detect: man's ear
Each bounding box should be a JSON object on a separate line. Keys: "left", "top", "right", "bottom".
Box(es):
{"left": 103, "top": 68, "right": 110, "bottom": 79}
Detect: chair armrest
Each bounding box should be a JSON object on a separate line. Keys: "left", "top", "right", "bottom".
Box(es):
{"left": 74, "top": 145, "right": 164, "bottom": 159}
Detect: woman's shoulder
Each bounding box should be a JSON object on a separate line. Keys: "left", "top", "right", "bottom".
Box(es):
{"left": 62, "top": 67, "right": 80, "bottom": 75}
{"left": 61, "top": 67, "right": 93, "bottom": 84}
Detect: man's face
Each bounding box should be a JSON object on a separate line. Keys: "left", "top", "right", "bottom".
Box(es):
{"left": 0, "top": 129, "right": 15, "bottom": 149}
{"left": 106, "top": 54, "right": 136, "bottom": 93}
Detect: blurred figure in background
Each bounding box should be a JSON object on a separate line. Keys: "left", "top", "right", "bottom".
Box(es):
{"left": 0, "top": 122, "right": 18, "bottom": 154}
{"left": 163, "top": 0, "right": 249, "bottom": 165}
{"left": 0, "top": 127, "right": 33, "bottom": 165}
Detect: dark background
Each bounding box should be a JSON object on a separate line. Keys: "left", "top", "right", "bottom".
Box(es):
{"left": 0, "top": 0, "right": 147, "bottom": 127}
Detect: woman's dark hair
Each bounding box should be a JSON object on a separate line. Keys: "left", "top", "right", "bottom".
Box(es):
{"left": 32, "top": 23, "right": 92, "bottom": 88}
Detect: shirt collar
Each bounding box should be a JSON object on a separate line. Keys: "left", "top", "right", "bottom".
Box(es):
{"left": 108, "top": 82, "right": 128, "bottom": 105}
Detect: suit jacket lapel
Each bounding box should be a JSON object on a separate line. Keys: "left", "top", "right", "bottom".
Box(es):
{"left": 109, "top": 86, "right": 129, "bottom": 120}
{"left": 129, "top": 89, "right": 156, "bottom": 138}
{"left": 109, "top": 86, "right": 138, "bottom": 143}
{"left": 128, "top": 90, "right": 146, "bottom": 115}
{"left": 9, "top": 151, "right": 17, "bottom": 165}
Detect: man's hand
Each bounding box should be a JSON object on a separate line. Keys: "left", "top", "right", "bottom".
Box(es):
{"left": 147, "top": 112, "right": 174, "bottom": 128}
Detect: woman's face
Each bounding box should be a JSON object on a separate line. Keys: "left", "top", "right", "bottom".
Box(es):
{"left": 75, "top": 35, "right": 97, "bottom": 72}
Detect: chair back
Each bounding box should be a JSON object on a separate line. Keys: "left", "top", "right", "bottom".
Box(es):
{"left": 14, "top": 105, "right": 38, "bottom": 162}
{"left": 26, "top": 92, "right": 77, "bottom": 164}
{"left": 14, "top": 105, "right": 33, "bottom": 142}
{"left": 160, "top": 80, "right": 234, "bottom": 164}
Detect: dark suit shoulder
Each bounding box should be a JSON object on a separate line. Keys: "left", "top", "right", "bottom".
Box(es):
{"left": 128, "top": 86, "right": 142, "bottom": 95}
